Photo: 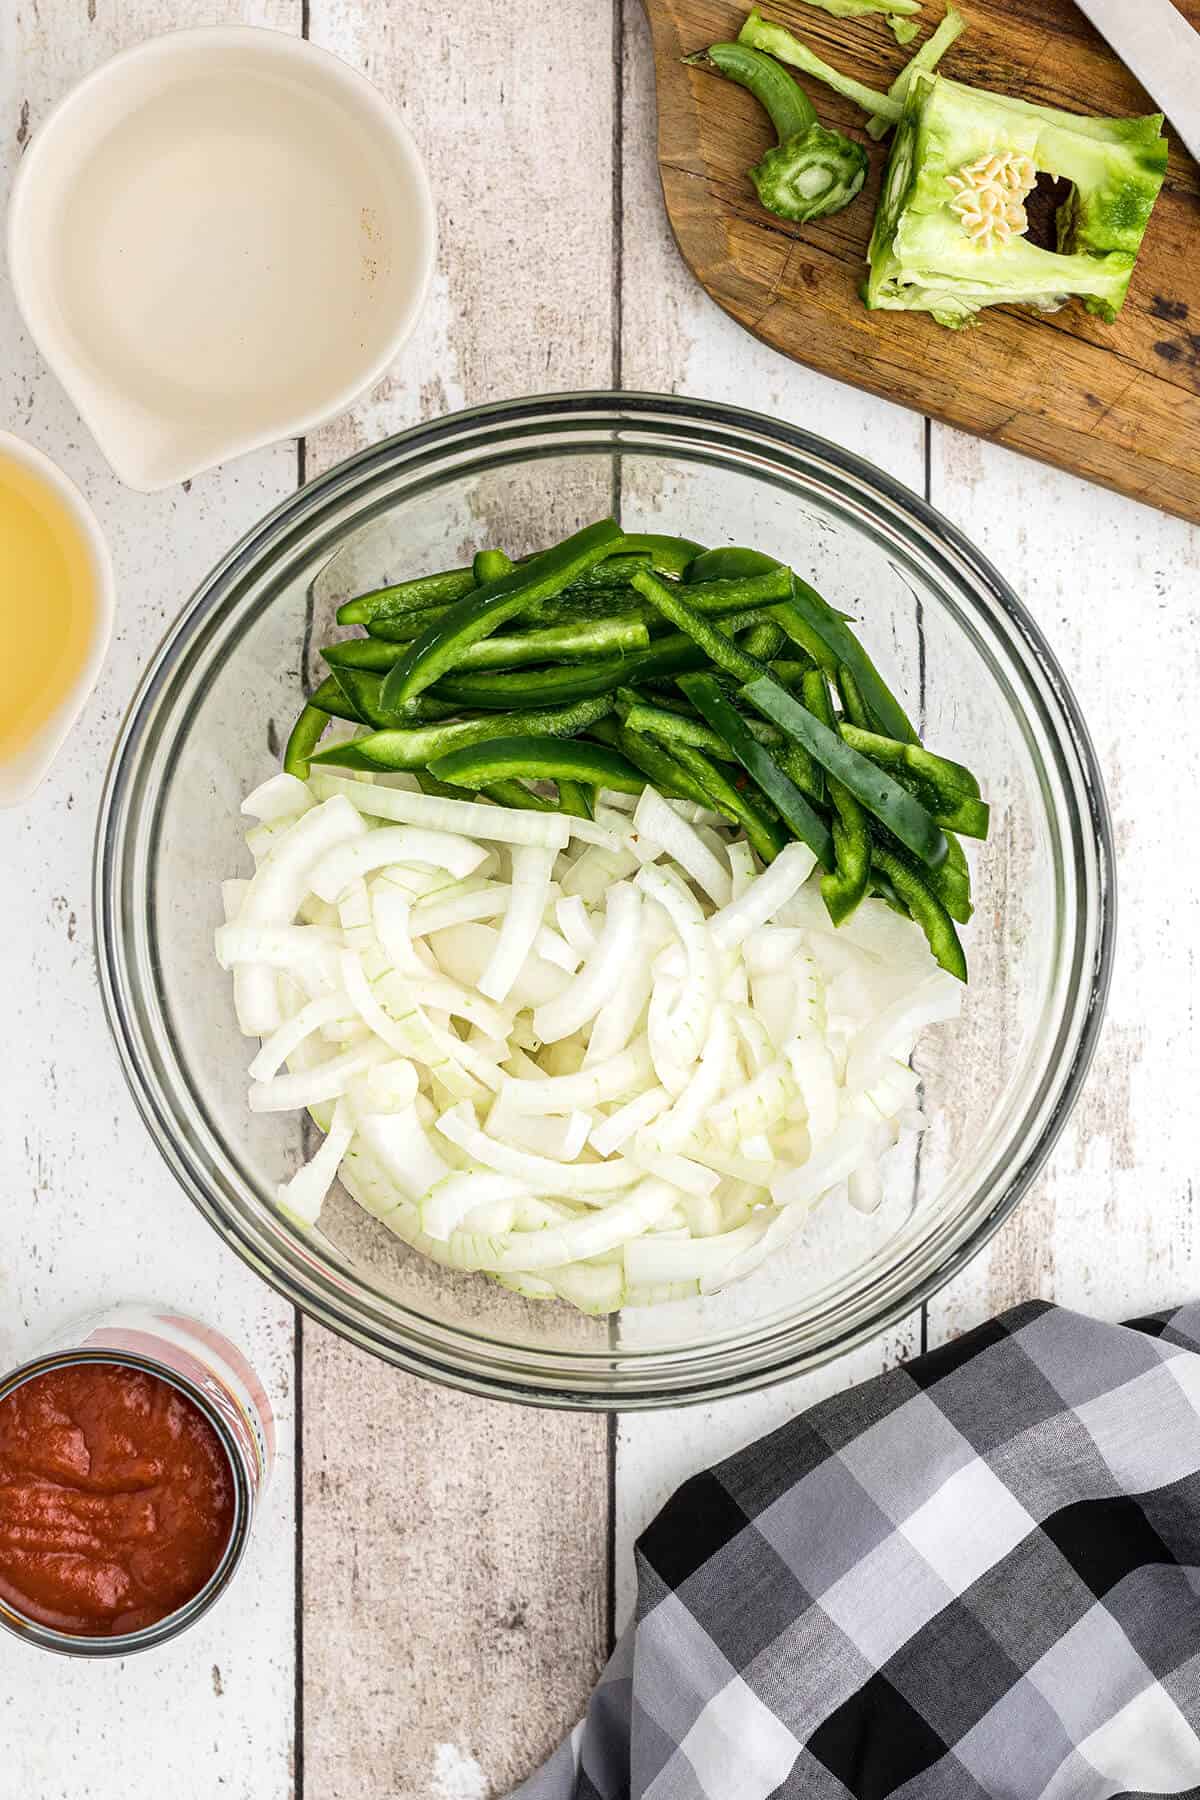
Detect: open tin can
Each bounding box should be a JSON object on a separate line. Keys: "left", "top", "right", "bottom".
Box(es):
{"left": 0, "top": 1305, "right": 275, "bottom": 1656}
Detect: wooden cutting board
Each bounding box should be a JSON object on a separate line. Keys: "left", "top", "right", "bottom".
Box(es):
{"left": 644, "top": 0, "right": 1200, "bottom": 521}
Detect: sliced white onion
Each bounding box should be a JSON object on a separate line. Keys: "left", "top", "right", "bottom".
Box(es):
{"left": 499, "top": 1040, "right": 654, "bottom": 1116}
{"left": 533, "top": 882, "right": 642, "bottom": 1044}
{"left": 408, "top": 881, "right": 511, "bottom": 937}
{"left": 435, "top": 1104, "right": 639, "bottom": 1197}
{"left": 249, "top": 1038, "right": 388, "bottom": 1112}
{"left": 309, "top": 771, "right": 571, "bottom": 848}
{"left": 242, "top": 772, "right": 315, "bottom": 824}
{"left": 709, "top": 843, "right": 818, "bottom": 950}
{"left": 634, "top": 787, "right": 732, "bottom": 907}
{"left": 478, "top": 844, "right": 557, "bottom": 1004}
{"left": 310, "top": 826, "right": 487, "bottom": 903}
{"left": 219, "top": 764, "right": 965, "bottom": 1316}
{"left": 277, "top": 1099, "right": 353, "bottom": 1226}
{"left": 589, "top": 1087, "right": 671, "bottom": 1158}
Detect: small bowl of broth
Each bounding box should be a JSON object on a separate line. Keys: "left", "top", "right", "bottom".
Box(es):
{"left": 0, "top": 432, "right": 114, "bottom": 806}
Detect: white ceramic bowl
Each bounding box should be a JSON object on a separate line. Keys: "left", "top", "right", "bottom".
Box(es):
{"left": 0, "top": 431, "right": 114, "bottom": 806}
{"left": 7, "top": 28, "right": 437, "bottom": 493}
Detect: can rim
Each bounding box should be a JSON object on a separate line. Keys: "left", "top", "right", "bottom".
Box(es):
{"left": 0, "top": 1348, "right": 253, "bottom": 1658}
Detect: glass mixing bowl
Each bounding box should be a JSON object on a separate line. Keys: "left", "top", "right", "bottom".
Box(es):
{"left": 95, "top": 393, "right": 1113, "bottom": 1408}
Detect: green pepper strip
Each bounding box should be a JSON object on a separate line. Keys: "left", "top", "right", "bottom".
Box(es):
{"left": 326, "top": 615, "right": 652, "bottom": 677}
{"left": 473, "top": 549, "right": 513, "bottom": 585}
{"left": 381, "top": 518, "right": 624, "bottom": 710}
{"left": 310, "top": 695, "right": 614, "bottom": 773}
{"left": 924, "top": 831, "right": 973, "bottom": 924}
{"left": 616, "top": 689, "right": 824, "bottom": 799}
{"left": 337, "top": 565, "right": 476, "bottom": 627}
{"left": 839, "top": 724, "right": 989, "bottom": 839}
{"left": 612, "top": 534, "right": 705, "bottom": 577}
{"left": 556, "top": 780, "right": 594, "bottom": 819}
{"left": 433, "top": 736, "right": 645, "bottom": 797}
{"left": 283, "top": 704, "right": 331, "bottom": 778}
{"left": 617, "top": 692, "right": 732, "bottom": 761}
{"left": 822, "top": 786, "right": 872, "bottom": 925}
{"left": 483, "top": 777, "right": 560, "bottom": 813}
{"left": 784, "top": 575, "right": 918, "bottom": 743}
{"left": 685, "top": 546, "right": 782, "bottom": 582}
{"left": 325, "top": 667, "right": 465, "bottom": 730}
{"left": 668, "top": 738, "right": 791, "bottom": 864}
{"left": 432, "top": 611, "right": 773, "bottom": 711}
{"left": 312, "top": 672, "right": 366, "bottom": 725}
{"left": 740, "top": 618, "right": 786, "bottom": 662}
{"left": 631, "top": 569, "right": 773, "bottom": 684}
{"left": 365, "top": 603, "right": 454, "bottom": 643}
{"left": 679, "top": 674, "right": 836, "bottom": 870}
{"left": 742, "top": 676, "right": 947, "bottom": 868}
{"left": 590, "top": 717, "right": 724, "bottom": 814}
{"left": 872, "top": 845, "right": 967, "bottom": 982}
{"left": 836, "top": 665, "right": 872, "bottom": 730}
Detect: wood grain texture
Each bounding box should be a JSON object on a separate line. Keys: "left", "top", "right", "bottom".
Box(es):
{"left": 0, "top": 3, "right": 298, "bottom": 1795}
{"left": 297, "top": 5, "right": 616, "bottom": 1796}
{"left": 644, "top": 0, "right": 1200, "bottom": 521}
{"left": 924, "top": 432, "right": 1200, "bottom": 1344}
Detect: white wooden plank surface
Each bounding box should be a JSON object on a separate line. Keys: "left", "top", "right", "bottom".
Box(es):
{"left": 0, "top": 4, "right": 298, "bottom": 1796}
{"left": 296, "top": 5, "right": 616, "bottom": 1797}
{"left": 5, "top": 0, "right": 1199, "bottom": 1794}
{"left": 925, "top": 437, "right": 1200, "bottom": 1345}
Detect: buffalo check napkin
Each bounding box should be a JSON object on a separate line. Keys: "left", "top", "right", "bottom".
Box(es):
{"left": 514, "top": 1301, "right": 1200, "bottom": 1800}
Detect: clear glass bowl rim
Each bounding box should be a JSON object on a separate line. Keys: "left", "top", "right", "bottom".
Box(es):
{"left": 94, "top": 390, "right": 1116, "bottom": 1410}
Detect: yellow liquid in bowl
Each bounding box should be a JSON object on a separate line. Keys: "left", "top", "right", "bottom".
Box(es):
{"left": 0, "top": 454, "right": 97, "bottom": 767}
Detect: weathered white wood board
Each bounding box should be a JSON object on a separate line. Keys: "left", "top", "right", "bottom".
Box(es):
{"left": 925, "top": 440, "right": 1200, "bottom": 1346}
{"left": 0, "top": 3, "right": 298, "bottom": 1796}
{"left": 296, "top": 5, "right": 616, "bottom": 1797}
{"left": 5, "top": 0, "right": 1199, "bottom": 1794}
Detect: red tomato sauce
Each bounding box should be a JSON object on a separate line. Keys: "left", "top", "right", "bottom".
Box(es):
{"left": 0, "top": 1361, "right": 235, "bottom": 1637}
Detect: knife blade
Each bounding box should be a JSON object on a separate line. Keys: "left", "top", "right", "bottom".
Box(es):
{"left": 1073, "top": 0, "right": 1200, "bottom": 164}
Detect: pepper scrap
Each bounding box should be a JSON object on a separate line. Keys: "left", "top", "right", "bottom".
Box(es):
{"left": 687, "top": 42, "right": 869, "bottom": 224}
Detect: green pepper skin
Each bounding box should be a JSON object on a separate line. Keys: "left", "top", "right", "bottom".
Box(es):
{"left": 741, "top": 674, "right": 947, "bottom": 868}
{"left": 685, "top": 546, "right": 782, "bottom": 583}
{"left": 310, "top": 695, "right": 614, "bottom": 772}
{"left": 483, "top": 777, "right": 561, "bottom": 813}
{"left": 381, "top": 518, "right": 624, "bottom": 709}
{"left": 839, "top": 723, "right": 989, "bottom": 838}
{"left": 472, "top": 549, "right": 514, "bottom": 585}
{"left": 556, "top": 780, "right": 594, "bottom": 819}
{"left": 872, "top": 845, "right": 967, "bottom": 981}
{"left": 337, "top": 566, "right": 475, "bottom": 627}
{"left": 311, "top": 673, "right": 366, "bottom": 725}
{"left": 283, "top": 703, "right": 331, "bottom": 778}
{"left": 590, "top": 716, "right": 723, "bottom": 814}
{"left": 821, "top": 780, "right": 872, "bottom": 924}
{"left": 612, "top": 534, "right": 705, "bottom": 576}
{"left": 680, "top": 673, "right": 836, "bottom": 869}
{"left": 432, "top": 735, "right": 645, "bottom": 797}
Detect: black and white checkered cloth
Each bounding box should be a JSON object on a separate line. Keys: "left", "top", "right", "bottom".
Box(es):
{"left": 514, "top": 1301, "right": 1200, "bottom": 1800}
